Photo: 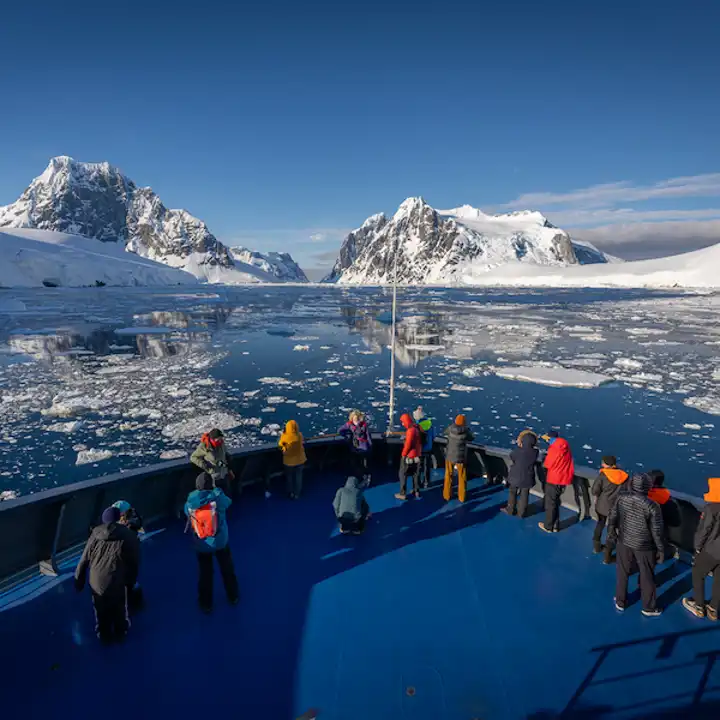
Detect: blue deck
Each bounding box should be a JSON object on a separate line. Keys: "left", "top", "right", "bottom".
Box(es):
{"left": 2, "top": 469, "right": 719, "bottom": 719}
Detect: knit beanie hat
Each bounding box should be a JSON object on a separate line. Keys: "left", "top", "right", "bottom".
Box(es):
{"left": 602, "top": 455, "right": 617, "bottom": 467}
{"left": 101, "top": 506, "right": 121, "bottom": 524}
{"left": 196, "top": 472, "right": 214, "bottom": 491}
{"left": 455, "top": 414, "right": 466, "bottom": 427}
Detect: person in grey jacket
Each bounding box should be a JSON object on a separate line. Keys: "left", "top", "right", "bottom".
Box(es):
{"left": 75, "top": 506, "right": 141, "bottom": 643}
{"left": 333, "top": 476, "right": 371, "bottom": 535}
{"left": 607, "top": 473, "right": 665, "bottom": 616}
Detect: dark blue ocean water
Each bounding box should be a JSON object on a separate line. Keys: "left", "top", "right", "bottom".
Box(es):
{"left": 0, "top": 285, "right": 717, "bottom": 497}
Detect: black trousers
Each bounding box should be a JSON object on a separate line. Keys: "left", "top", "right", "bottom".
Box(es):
{"left": 398, "top": 459, "right": 419, "bottom": 495}
{"left": 197, "top": 546, "right": 239, "bottom": 608}
{"left": 573, "top": 477, "right": 591, "bottom": 517}
{"left": 593, "top": 514, "right": 616, "bottom": 558}
{"left": 507, "top": 487, "right": 530, "bottom": 517}
{"left": 350, "top": 453, "right": 369, "bottom": 481}
{"left": 339, "top": 514, "right": 367, "bottom": 533}
{"left": 616, "top": 542, "right": 657, "bottom": 611}
{"left": 693, "top": 550, "right": 720, "bottom": 610}
{"left": 544, "top": 484, "right": 565, "bottom": 531}
{"left": 284, "top": 465, "right": 304, "bottom": 496}
{"left": 419, "top": 453, "right": 434, "bottom": 486}
{"left": 92, "top": 589, "right": 129, "bottom": 641}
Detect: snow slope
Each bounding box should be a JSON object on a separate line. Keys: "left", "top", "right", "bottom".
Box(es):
{"left": 0, "top": 228, "right": 197, "bottom": 288}
{"left": 0, "top": 156, "right": 307, "bottom": 285}
{"left": 324, "top": 198, "right": 612, "bottom": 285}
{"left": 229, "top": 247, "right": 308, "bottom": 282}
{"left": 462, "top": 241, "right": 720, "bottom": 289}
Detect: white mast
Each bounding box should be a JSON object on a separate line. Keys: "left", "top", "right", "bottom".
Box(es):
{"left": 387, "top": 235, "right": 399, "bottom": 433}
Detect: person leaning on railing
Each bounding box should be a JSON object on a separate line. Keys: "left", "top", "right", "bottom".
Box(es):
{"left": 538, "top": 430, "right": 575, "bottom": 533}
{"left": 443, "top": 414, "right": 473, "bottom": 503}
{"left": 190, "top": 428, "right": 235, "bottom": 497}
{"left": 682, "top": 477, "right": 720, "bottom": 621}
{"left": 501, "top": 429, "right": 539, "bottom": 519}
{"left": 278, "top": 420, "right": 307, "bottom": 500}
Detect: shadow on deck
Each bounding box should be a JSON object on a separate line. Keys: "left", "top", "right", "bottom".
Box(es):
{"left": 1, "top": 468, "right": 719, "bottom": 719}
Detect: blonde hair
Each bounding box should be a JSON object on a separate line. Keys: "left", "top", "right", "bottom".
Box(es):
{"left": 349, "top": 409, "right": 364, "bottom": 423}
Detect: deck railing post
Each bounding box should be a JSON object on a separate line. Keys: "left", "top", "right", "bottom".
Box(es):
{"left": 39, "top": 501, "right": 67, "bottom": 577}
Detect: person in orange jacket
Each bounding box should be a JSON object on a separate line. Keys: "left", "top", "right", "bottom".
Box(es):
{"left": 591, "top": 455, "right": 629, "bottom": 562}
{"left": 395, "top": 413, "right": 422, "bottom": 500}
{"left": 278, "top": 420, "right": 307, "bottom": 500}
{"left": 539, "top": 430, "right": 575, "bottom": 533}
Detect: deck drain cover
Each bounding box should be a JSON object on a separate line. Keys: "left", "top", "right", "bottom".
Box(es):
{"left": 406, "top": 686, "right": 416, "bottom": 696}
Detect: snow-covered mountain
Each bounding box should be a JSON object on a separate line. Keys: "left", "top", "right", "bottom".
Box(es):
{"left": 0, "top": 157, "right": 307, "bottom": 284}
{"left": 228, "top": 246, "right": 308, "bottom": 282}
{"left": 324, "top": 197, "right": 612, "bottom": 285}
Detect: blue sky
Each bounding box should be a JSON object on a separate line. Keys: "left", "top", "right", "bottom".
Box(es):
{"left": 1, "top": 0, "right": 719, "bottom": 277}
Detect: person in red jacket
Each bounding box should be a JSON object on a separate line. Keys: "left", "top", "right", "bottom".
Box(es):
{"left": 539, "top": 430, "right": 575, "bottom": 533}
{"left": 395, "top": 413, "right": 422, "bottom": 500}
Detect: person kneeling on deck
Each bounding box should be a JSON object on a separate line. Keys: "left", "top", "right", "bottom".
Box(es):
{"left": 191, "top": 428, "right": 234, "bottom": 497}
{"left": 413, "top": 406, "right": 436, "bottom": 489}
{"left": 607, "top": 473, "right": 664, "bottom": 616}
{"left": 647, "top": 469, "right": 681, "bottom": 558}
{"left": 185, "top": 473, "right": 239, "bottom": 614}
{"left": 278, "top": 420, "right": 306, "bottom": 500}
{"left": 74, "top": 506, "right": 140, "bottom": 644}
{"left": 683, "top": 477, "right": 720, "bottom": 621}
{"left": 112, "top": 500, "right": 145, "bottom": 611}
{"left": 591, "top": 456, "right": 628, "bottom": 563}
{"left": 396, "top": 413, "right": 422, "bottom": 500}
{"left": 443, "top": 415, "right": 473, "bottom": 503}
{"left": 538, "top": 431, "right": 574, "bottom": 533}
{"left": 501, "top": 430, "right": 538, "bottom": 518}
{"left": 333, "top": 476, "right": 371, "bottom": 535}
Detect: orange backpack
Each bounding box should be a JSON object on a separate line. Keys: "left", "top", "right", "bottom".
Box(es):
{"left": 189, "top": 501, "right": 218, "bottom": 539}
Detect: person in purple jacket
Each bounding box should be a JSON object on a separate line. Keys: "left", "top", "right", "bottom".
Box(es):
{"left": 338, "top": 410, "right": 373, "bottom": 485}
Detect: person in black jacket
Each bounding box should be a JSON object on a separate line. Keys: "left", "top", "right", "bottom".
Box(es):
{"left": 443, "top": 415, "right": 474, "bottom": 503}
{"left": 501, "top": 430, "right": 538, "bottom": 518}
{"left": 591, "top": 455, "right": 628, "bottom": 563}
{"left": 607, "top": 473, "right": 665, "bottom": 616}
{"left": 682, "top": 477, "right": 720, "bottom": 621}
{"left": 75, "top": 506, "right": 141, "bottom": 643}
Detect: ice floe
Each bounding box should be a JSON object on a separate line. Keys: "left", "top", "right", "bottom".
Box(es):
{"left": 75, "top": 448, "right": 114, "bottom": 465}
{"left": 494, "top": 363, "right": 613, "bottom": 389}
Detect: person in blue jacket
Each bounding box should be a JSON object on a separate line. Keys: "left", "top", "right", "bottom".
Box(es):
{"left": 184, "top": 473, "right": 239, "bottom": 613}
{"left": 413, "top": 406, "right": 436, "bottom": 488}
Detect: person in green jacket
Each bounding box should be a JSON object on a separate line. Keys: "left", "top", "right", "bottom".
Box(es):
{"left": 190, "top": 428, "right": 234, "bottom": 495}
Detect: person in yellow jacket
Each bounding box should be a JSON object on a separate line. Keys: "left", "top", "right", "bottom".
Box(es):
{"left": 279, "top": 420, "right": 307, "bottom": 499}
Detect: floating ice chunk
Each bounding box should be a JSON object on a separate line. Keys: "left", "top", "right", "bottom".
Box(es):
{"left": 266, "top": 396, "right": 286, "bottom": 404}
{"left": 257, "top": 377, "right": 294, "bottom": 386}
{"left": 47, "top": 420, "right": 84, "bottom": 433}
{"left": 76, "top": 448, "right": 113, "bottom": 465}
{"left": 261, "top": 423, "right": 281, "bottom": 436}
{"left": 42, "top": 395, "right": 112, "bottom": 417}
{"left": 162, "top": 411, "right": 244, "bottom": 439}
{"left": 614, "top": 358, "right": 643, "bottom": 370}
{"left": 194, "top": 378, "right": 215, "bottom": 386}
{"left": 293, "top": 345, "right": 310, "bottom": 351}
{"left": 683, "top": 423, "right": 702, "bottom": 430}
{"left": 296, "top": 401, "right": 320, "bottom": 409}
{"left": 0, "top": 490, "right": 19, "bottom": 501}
{"left": 167, "top": 387, "right": 191, "bottom": 398}
{"left": 449, "top": 384, "right": 480, "bottom": 392}
{"left": 261, "top": 407, "right": 276, "bottom": 413}
{"left": 159, "top": 449, "right": 187, "bottom": 460}
{"left": 242, "top": 390, "right": 261, "bottom": 397}
{"left": 683, "top": 396, "right": 720, "bottom": 416}
{"left": 320, "top": 346, "right": 332, "bottom": 350}
{"left": 494, "top": 364, "right": 612, "bottom": 389}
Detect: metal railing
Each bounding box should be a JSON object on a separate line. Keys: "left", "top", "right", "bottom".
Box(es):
{"left": 0, "top": 434, "right": 704, "bottom": 586}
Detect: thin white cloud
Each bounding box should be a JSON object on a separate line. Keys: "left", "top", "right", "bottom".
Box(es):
{"left": 503, "top": 173, "right": 720, "bottom": 209}
{"left": 548, "top": 207, "right": 720, "bottom": 227}
{"left": 576, "top": 220, "right": 720, "bottom": 260}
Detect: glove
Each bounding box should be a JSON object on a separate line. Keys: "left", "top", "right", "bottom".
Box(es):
{"left": 656, "top": 551, "right": 665, "bottom": 565}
